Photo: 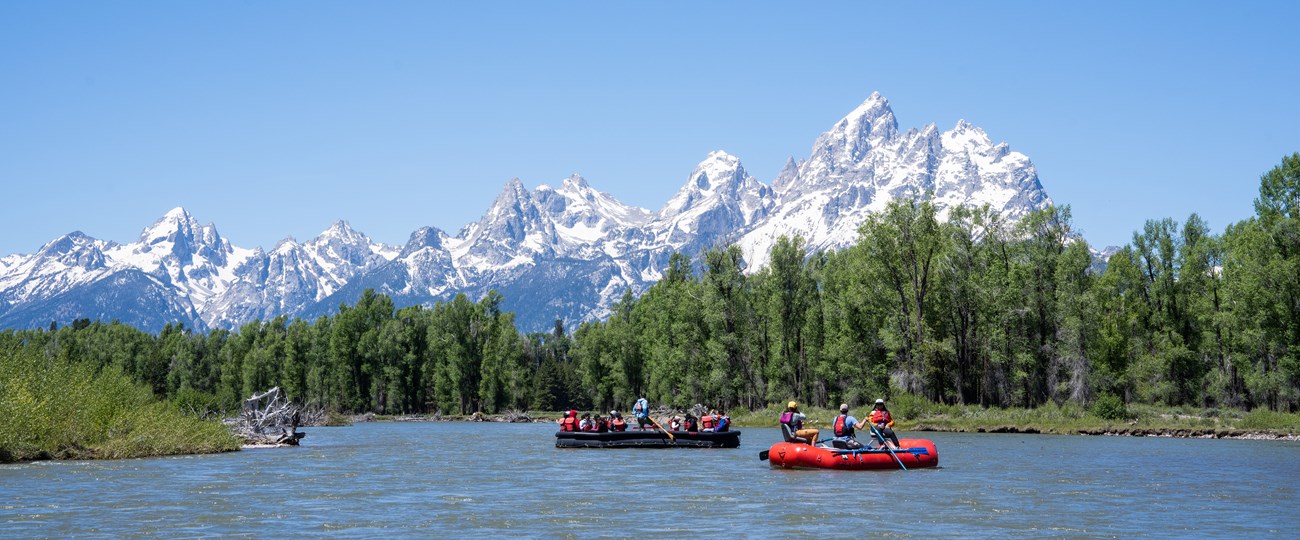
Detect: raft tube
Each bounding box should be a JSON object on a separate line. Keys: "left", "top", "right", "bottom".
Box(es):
{"left": 766, "top": 439, "right": 938, "bottom": 470}
{"left": 556, "top": 430, "right": 741, "bottom": 449}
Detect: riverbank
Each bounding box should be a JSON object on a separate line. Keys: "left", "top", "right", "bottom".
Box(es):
{"left": 727, "top": 400, "right": 1300, "bottom": 441}
{"left": 343, "top": 402, "right": 1300, "bottom": 441}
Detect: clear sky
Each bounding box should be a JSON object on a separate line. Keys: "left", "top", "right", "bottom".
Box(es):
{"left": 2, "top": 2, "right": 1297, "bottom": 257}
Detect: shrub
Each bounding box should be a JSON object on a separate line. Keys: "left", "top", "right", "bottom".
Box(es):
{"left": 0, "top": 348, "right": 239, "bottom": 462}
{"left": 1090, "top": 393, "right": 1128, "bottom": 421}
{"left": 1238, "top": 408, "right": 1300, "bottom": 430}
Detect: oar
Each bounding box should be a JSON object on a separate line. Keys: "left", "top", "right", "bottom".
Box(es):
{"left": 870, "top": 424, "right": 907, "bottom": 471}
{"left": 648, "top": 415, "right": 674, "bottom": 441}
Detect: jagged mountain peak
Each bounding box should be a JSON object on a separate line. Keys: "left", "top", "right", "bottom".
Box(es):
{"left": 561, "top": 173, "right": 589, "bottom": 191}
{"left": 838, "top": 92, "right": 899, "bottom": 142}
{"left": 535, "top": 173, "right": 652, "bottom": 235}
{"left": 37, "top": 231, "right": 99, "bottom": 257}
{"left": 320, "top": 219, "right": 363, "bottom": 239}
{"left": 139, "top": 206, "right": 202, "bottom": 243}
{"left": 787, "top": 93, "right": 903, "bottom": 193}
{"left": 661, "top": 151, "right": 753, "bottom": 216}
{"left": 272, "top": 237, "right": 299, "bottom": 253}
{"left": 772, "top": 156, "right": 801, "bottom": 193}
{"left": 399, "top": 226, "right": 447, "bottom": 258}
{"left": 128, "top": 207, "right": 230, "bottom": 271}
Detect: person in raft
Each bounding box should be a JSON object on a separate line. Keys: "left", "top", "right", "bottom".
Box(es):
{"left": 558, "top": 410, "right": 580, "bottom": 432}
{"left": 833, "top": 403, "right": 869, "bottom": 449}
{"left": 701, "top": 409, "right": 719, "bottom": 432}
{"left": 578, "top": 412, "right": 594, "bottom": 432}
{"left": 609, "top": 411, "right": 628, "bottom": 432}
{"left": 632, "top": 397, "right": 652, "bottom": 430}
{"left": 780, "top": 401, "right": 819, "bottom": 445}
{"left": 869, "top": 398, "right": 902, "bottom": 449}
{"left": 669, "top": 415, "right": 683, "bottom": 431}
{"left": 714, "top": 410, "right": 731, "bottom": 432}
{"left": 683, "top": 413, "right": 699, "bottom": 432}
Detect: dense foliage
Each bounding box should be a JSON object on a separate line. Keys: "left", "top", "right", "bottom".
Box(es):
{"left": 3, "top": 154, "right": 1298, "bottom": 419}
{"left": 0, "top": 347, "right": 239, "bottom": 462}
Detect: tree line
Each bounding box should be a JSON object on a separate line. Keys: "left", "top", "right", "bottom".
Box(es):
{"left": 3, "top": 154, "right": 1298, "bottom": 415}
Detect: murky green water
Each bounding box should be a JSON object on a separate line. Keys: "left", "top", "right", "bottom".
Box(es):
{"left": 2, "top": 422, "right": 1295, "bottom": 538}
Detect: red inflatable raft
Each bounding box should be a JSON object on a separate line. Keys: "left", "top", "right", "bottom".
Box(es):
{"left": 764, "top": 439, "right": 939, "bottom": 470}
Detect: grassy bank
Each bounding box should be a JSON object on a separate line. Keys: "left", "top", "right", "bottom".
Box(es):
{"left": 0, "top": 349, "right": 240, "bottom": 462}
{"left": 340, "top": 398, "right": 1300, "bottom": 440}
{"left": 727, "top": 394, "right": 1300, "bottom": 438}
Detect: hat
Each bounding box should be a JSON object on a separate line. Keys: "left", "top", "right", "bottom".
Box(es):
{"left": 875, "top": 398, "right": 885, "bottom": 404}
{"left": 610, "top": 410, "right": 618, "bottom": 415}
{"left": 839, "top": 403, "right": 849, "bottom": 412}
{"left": 563, "top": 410, "right": 570, "bottom": 417}
{"left": 788, "top": 401, "right": 798, "bottom": 409}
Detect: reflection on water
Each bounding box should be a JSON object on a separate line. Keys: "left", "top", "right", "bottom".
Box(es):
{"left": 2, "top": 422, "right": 1296, "bottom": 538}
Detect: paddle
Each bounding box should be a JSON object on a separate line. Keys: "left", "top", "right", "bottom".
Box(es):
{"left": 648, "top": 415, "right": 675, "bottom": 441}
{"left": 870, "top": 424, "right": 907, "bottom": 471}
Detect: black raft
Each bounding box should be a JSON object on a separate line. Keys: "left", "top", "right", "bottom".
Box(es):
{"left": 555, "top": 430, "right": 741, "bottom": 449}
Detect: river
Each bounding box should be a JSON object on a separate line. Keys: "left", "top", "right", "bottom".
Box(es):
{"left": 2, "top": 422, "right": 1296, "bottom": 538}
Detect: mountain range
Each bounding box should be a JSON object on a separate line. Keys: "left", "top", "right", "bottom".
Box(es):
{"left": 0, "top": 92, "right": 1053, "bottom": 332}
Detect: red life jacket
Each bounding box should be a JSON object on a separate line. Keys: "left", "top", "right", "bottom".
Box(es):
{"left": 834, "top": 414, "right": 854, "bottom": 437}
{"left": 560, "top": 416, "right": 579, "bottom": 432}
{"left": 870, "top": 409, "right": 892, "bottom": 426}
{"left": 701, "top": 415, "right": 717, "bottom": 429}
{"left": 611, "top": 417, "right": 627, "bottom": 431}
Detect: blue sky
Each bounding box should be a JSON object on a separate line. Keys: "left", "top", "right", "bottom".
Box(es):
{"left": 2, "top": 2, "right": 1297, "bottom": 256}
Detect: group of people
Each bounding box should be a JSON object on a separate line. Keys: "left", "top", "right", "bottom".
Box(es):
{"left": 666, "top": 409, "right": 731, "bottom": 433}
{"left": 556, "top": 398, "right": 732, "bottom": 433}
{"left": 780, "top": 398, "right": 901, "bottom": 450}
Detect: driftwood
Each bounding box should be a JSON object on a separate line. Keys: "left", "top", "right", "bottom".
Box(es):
{"left": 230, "top": 387, "right": 307, "bottom": 446}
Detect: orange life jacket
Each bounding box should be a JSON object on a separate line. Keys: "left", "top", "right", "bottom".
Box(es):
{"left": 611, "top": 417, "right": 627, "bottom": 431}
{"left": 870, "top": 409, "right": 893, "bottom": 426}
{"left": 701, "top": 415, "right": 717, "bottom": 429}
{"left": 560, "top": 416, "right": 579, "bottom": 432}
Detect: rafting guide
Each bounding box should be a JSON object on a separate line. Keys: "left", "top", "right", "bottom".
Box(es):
{"left": 632, "top": 397, "right": 651, "bottom": 430}
{"left": 779, "top": 401, "right": 819, "bottom": 445}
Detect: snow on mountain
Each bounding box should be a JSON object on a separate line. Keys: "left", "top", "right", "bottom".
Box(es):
{"left": 0, "top": 92, "right": 1054, "bottom": 332}
{"left": 0, "top": 231, "right": 115, "bottom": 310}
{"left": 652, "top": 150, "right": 774, "bottom": 250}
{"left": 740, "top": 93, "right": 1050, "bottom": 268}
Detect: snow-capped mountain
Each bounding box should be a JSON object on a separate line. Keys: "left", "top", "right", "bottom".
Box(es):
{"left": 0, "top": 92, "right": 1053, "bottom": 332}
{"left": 740, "top": 92, "right": 1050, "bottom": 268}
